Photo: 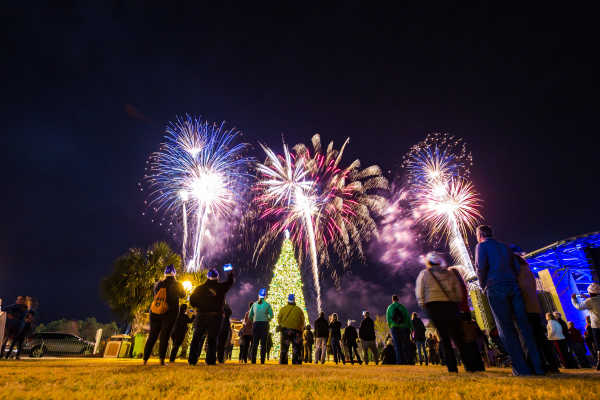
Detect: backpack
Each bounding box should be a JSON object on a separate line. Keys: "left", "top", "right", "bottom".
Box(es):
{"left": 151, "top": 287, "right": 169, "bottom": 315}
{"left": 392, "top": 307, "right": 404, "bottom": 325}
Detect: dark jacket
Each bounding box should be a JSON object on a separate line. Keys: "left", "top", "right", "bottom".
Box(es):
{"left": 303, "top": 328, "right": 314, "bottom": 345}
{"left": 381, "top": 343, "right": 396, "bottom": 364}
{"left": 152, "top": 276, "right": 185, "bottom": 315}
{"left": 412, "top": 317, "right": 426, "bottom": 341}
{"left": 171, "top": 307, "right": 194, "bottom": 340}
{"left": 189, "top": 273, "right": 234, "bottom": 313}
{"left": 342, "top": 325, "right": 358, "bottom": 346}
{"left": 314, "top": 316, "right": 329, "bottom": 338}
{"left": 359, "top": 316, "right": 376, "bottom": 341}
{"left": 221, "top": 304, "right": 232, "bottom": 332}
{"left": 4, "top": 303, "right": 28, "bottom": 321}
{"left": 475, "top": 238, "right": 520, "bottom": 290}
{"left": 329, "top": 320, "right": 342, "bottom": 340}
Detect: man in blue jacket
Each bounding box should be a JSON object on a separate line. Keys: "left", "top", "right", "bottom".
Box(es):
{"left": 475, "top": 225, "right": 543, "bottom": 376}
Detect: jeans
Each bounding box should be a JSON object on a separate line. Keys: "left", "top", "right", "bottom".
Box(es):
{"left": 250, "top": 321, "right": 269, "bottom": 364}
{"left": 424, "top": 302, "right": 465, "bottom": 372}
{"left": 390, "top": 327, "right": 411, "bottom": 364}
{"left": 415, "top": 340, "right": 428, "bottom": 365}
{"left": 280, "top": 328, "right": 302, "bottom": 364}
{"left": 169, "top": 332, "right": 186, "bottom": 362}
{"left": 143, "top": 311, "right": 178, "bottom": 362}
{"left": 361, "top": 340, "right": 379, "bottom": 364}
{"left": 188, "top": 312, "right": 222, "bottom": 365}
{"left": 344, "top": 342, "right": 362, "bottom": 364}
{"left": 331, "top": 338, "right": 345, "bottom": 364}
{"left": 239, "top": 334, "right": 252, "bottom": 363}
{"left": 303, "top": 343, "right": 313, "bottom": 363}
{"left": 314, "top": 337, "right": 327, "bottom": 363}
{"left": 217, "top": 319, "right": 231, "bottom": 363}
{"left": 486, "top": 284, "right": 543, "bottom": 375}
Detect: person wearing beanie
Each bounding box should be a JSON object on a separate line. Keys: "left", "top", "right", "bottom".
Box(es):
{"left": 188, "top": 266, "right": 234, "bottom": 366}
{"left": 143, "top": 264, "right": 185, "bottom": 365}
{"left": 303, "top": 325, "right": 314, "bottom": 363}
{"left": 572, "top": 282, "right": 600, "bottom": 370}
{"left": 342, "top": 319, "right": 362, "bottom": 365}
{"left": 248, "top": 288, "right": 274, "bottom": 364}
{"left": 313, "top": 311, "right": 329, "bottom": 364}
{"left": 277, "top": 294, "right": 305, "bottom": 364}
{"left": 474, "top": 225, "right": 544, "bottom": 376}
{"left": 169, "top": 303, "right": 195, "bottom": 362}
{"left": 415, "top": 251, "right": 469, "bottom": 372}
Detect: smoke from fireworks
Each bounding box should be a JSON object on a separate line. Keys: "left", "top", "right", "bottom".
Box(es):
{"left": 144, "top": 115, "right": 251, "bottom": 271}
{"left": 403, "top": 133, "right": 482, "bottom": 281}
{"left": 255, "top": 134, "right": 388, "bottom": 311}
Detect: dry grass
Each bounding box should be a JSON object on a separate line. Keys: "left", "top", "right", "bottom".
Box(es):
{"left": 0, "top": 358, "right": 598, "bottom": 400}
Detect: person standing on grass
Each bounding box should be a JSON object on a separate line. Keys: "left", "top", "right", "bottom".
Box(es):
{"left": 571, "top": 283, "right": 600, "bottom": 370}
{"left": 474, "top": 225, "right": 544, "bottom": 376}
{"left": 415, "top": 252, "right": 467, "bottom": 373}
{"left": 343, "top": 320, "right": 362, "bottom": 365}
{"left": 411, "top": 312, "right": 427, "bottom": 366}
{"left": 386, "top": 294, "right": 412, "bottom": 364}
{"left": 329, "top": 313, "right": 345, "bottom": 364}
{"left": 238, "top": 302, "right": 254, "bottom": 363}
{"left": 249, "top": 288, "right": 273, "bottom": 364}
{"left": 188, "top": 267, "right": 234, "bottom": 366}
{"left": 314, "top": 311, "right": 329, "bottom": 364}
{"left": 277, "top": 294, "right": 305, "bottom": 364}
{"left": 553, "top": 312, "right": 577, "bottom": 368}
{"left": 567, "top": 321, "right": 590, "bottom": 368}
{"left": 359, "top": 311, "right": 378, "bottom": 365}
{"left": 217, "top": 303, "right": 233, "bottom": 363}
{"left": 584, "top": 316, "right": 597, "bottom": 366}
{"left": 510, "top": 245, "right": 560, "bottom": 373}
{"left": 143, "top": 265, "right": 185, "bottom": 366}
{"left": 169, "top": 304, "right": 195, "bottom": 363}
{"left": 303, "top": 325, "right": 314, "bottom": 363}
{"left": 0, "top": 296, "right": 30, "bottom": 359}
{"left": 6, "top": 311, "right": 35, "bottom": 360}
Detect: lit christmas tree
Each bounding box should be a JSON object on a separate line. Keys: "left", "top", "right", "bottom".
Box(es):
{"left": 265, "top": 231, "right": 310, "bottom": 356}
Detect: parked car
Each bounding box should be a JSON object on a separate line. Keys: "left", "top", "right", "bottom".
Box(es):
{"left": 23, "top": 332, "right": 94, "bottom": 357}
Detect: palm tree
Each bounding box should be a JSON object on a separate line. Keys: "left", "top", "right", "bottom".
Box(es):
{"left": 101, "top": 242, "right": 181, "bottom": 323}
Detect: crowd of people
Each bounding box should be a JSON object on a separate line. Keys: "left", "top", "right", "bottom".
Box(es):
{"left": 2, "top": 226, "right": 599, "bottom": 376}
{"left": 140, "top": 226, "right": 599, "bottom": 376}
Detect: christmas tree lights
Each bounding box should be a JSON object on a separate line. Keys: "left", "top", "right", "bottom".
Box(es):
{"left": 265, "top": 231, "right": 310, "bottom": 356}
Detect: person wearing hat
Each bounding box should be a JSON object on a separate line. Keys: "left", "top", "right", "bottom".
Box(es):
{"left": 572, "top": 282, "right": 600, "bottom": 370}
{"left": 277, "top": 294, "right": 305, "bottom": 364}
{"left": 248, "top": 288, "right": 274, "bottom": 364}
{"left": 510, "top": 244, "right": 560, "bottom": 373}
{"left": 143, "top": 264, "right": 185, "bottom": 365}
{"left": 474, "top": 225, "right": 544, "bottom": 376}
{"left": 187, "top": 266, "right": 234, "bottom": 365}
{"left": 359, "top": 311, "right": 378, "bottom": 365}
{"left": 415, "top": 251, "right": 465, "bottom": 372}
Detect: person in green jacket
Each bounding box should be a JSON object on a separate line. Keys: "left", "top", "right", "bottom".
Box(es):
{"left": 249, "top": 288, "right": 274, "bottom": 364}
{"left": 386, "top": 294, "right": 412, "bottom": 364}
{"left": 277, "top": 293, "right": 305, "bottom": 364}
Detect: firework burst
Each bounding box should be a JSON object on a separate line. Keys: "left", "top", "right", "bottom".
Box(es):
{"left": 254, "top": 134, "right": 388, "bottom": 310}
{"left": 144, "top": 115, "right": 251, "bottom": 271}
{"left": 403, "top": 133, "right": 482, "bottom": 281}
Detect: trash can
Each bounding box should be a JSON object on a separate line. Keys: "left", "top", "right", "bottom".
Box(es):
{"left": 131, "top": 333, "right": 147, "bottom": 358}
{"left": 103, "top": 334, "right": 132, "bottom": 358}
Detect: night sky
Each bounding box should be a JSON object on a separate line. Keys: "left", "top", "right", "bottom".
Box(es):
{"left": 2, "top": 3, "right": 598, "bottom": 324}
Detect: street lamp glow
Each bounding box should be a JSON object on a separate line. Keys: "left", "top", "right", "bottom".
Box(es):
{"left": 182, "top": 280, "right": 193, "bottom": 292}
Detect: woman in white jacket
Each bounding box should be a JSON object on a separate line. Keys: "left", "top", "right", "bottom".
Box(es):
{"left": 415, "top": 252, "right": 471, "bottom": 373}
{"left": 546, "top": 312, "right": 568, "bottom": 367}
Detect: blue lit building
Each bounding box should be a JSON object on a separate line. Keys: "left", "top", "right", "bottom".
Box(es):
{"left": 525, "top": 231, "right": 600, "bottom": 334}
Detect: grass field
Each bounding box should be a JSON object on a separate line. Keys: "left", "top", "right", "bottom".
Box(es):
{"left": 0, "top": 358, "right": 598, "bottom": 400}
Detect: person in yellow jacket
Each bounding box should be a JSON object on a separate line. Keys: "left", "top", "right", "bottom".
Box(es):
{"left": 277, "top": 294, "right": 305, "bottom": 364}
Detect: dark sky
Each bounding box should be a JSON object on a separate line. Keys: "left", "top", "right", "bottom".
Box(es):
{"left": 2, "top": 3, "right": 598, "bottom": 324}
